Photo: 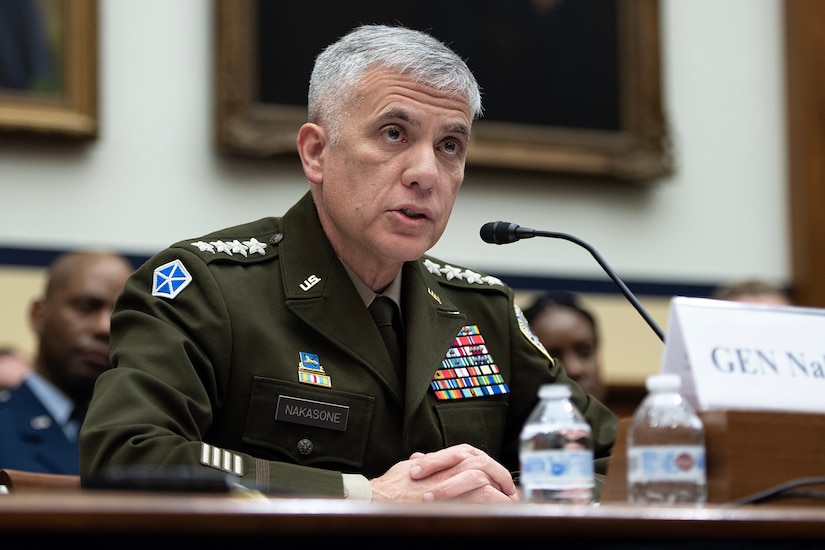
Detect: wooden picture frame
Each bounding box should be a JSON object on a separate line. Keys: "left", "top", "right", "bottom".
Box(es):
{"left": 215, "top": 0, "right": 671, "bottom": 184}
{"left": 785, "top": 0, "right": 825, "bottom": 308}
{"left": 0, "top": 0, "right": 98, "bottom": 138}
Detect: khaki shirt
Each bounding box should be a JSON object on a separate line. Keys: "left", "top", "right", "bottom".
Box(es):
{"left": 80, "top": 191, "right": 618, "bottom": 497}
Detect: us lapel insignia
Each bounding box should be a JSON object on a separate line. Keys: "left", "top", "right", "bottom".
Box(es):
{"left": 430, "top": 325, "right": 510, "bottom": 400}
{"left": 297, "top": 351, "right": 332, "bottom": 387}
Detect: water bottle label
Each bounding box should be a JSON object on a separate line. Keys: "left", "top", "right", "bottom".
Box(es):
{"left": 627, "top": 445, "right": 706, "bottom": 483}
{"left": 520, "top": 449, "right": 595, "bottom": 488}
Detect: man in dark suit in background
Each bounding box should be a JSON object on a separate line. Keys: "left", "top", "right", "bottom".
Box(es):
{"left": 0, "top": 251, "right": 133, "bottom": 474}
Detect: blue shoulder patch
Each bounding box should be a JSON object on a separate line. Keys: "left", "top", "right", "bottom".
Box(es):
{"left": 152, "top": 259, "right": 193, "bottom": 299}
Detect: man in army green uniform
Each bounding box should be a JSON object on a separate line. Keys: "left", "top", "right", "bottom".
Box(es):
{"left": 80, "top": 24, "right": 618, "bottom": 502}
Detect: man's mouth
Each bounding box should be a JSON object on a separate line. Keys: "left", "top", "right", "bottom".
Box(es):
{"left": 400, "top": 208, "right": 426, "bottom": 219}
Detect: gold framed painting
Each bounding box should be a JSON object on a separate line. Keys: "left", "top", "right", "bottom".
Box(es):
{"left": 215, "top": 0, "right": 671, "bottom": 184}
{"left": 0, "top": 0, "right": 98, "bottom": 138}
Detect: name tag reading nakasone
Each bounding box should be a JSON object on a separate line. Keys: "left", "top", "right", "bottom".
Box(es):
{"left": 275, "top": 395, "right": 350, "bottom": 431}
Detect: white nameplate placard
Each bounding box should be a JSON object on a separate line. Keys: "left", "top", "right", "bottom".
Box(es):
{"left": 660, "top": 296, "right": 825, "bottom": 413}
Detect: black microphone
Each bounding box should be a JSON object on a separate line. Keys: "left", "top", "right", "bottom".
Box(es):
{"left": 480, "top": 221, "right": 665, "bottom": 342}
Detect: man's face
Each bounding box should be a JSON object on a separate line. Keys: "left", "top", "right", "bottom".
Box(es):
{"left": 309, "top": 67, "right": 473, "bottom": 273}
{"left": 33, "top": 257, "right": 132, "bottom": 398}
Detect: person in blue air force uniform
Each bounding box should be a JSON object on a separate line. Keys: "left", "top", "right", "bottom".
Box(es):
{"left": 0, "top": 251, "right": 133, "bottom": 474}
{"left": 79, "top": 24, "right": 618, "bottom": 502}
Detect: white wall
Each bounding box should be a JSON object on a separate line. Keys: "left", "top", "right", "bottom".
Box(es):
{"left": 0, "top": 0, "right": 788, "bottom": 285}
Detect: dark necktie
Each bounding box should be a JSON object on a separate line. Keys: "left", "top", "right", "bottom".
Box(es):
{"left": 67, "top": 401, "right": 88, "bottom": 440}
{"left": 70, "top": 401, "right": 88, "bottom": 423}
{"left": 368, "top": 296, "right": 405, "bottom": 382}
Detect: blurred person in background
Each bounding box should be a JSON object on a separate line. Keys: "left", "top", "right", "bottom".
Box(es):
{"left": 0, "top": 251, "right": 133, "bottom": 474}
{"left": 712, "top": 279, "right": 792, "bottom": 306}
{"left": 523, "top": 290, "right": 607, "bottom": 403}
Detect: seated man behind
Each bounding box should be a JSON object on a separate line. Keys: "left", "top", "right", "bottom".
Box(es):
{"left": 0, "top": 251, "right": 133, "bottom": 474}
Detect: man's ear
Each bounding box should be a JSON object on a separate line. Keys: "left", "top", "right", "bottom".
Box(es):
{"left": 29, "top": 299, "right": 46, "bottom": 336}
{"left": 296, "top": 123, "right": 326, "bottom": 185}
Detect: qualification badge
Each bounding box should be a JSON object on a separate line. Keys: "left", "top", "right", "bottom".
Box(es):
{"left": 297, "top": 352, "right": 331, "bottom": 387}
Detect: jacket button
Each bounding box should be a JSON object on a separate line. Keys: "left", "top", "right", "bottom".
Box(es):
{"left": 297, "top": 438, "right": 313, "bottom": 455}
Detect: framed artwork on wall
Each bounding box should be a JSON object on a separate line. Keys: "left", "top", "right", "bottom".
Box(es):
{"left": 215, "top": 0, "right": 671, "bottom": 184}
{"left": 0, "top": 0, "right": 98, "bottom": 138}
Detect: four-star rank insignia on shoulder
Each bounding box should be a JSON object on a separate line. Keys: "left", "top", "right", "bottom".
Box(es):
{"left": 429, "top": 325, "right": 510, "bottom": 400}
{"left": 297, "top": 351, "right": 331, "bottom": 388}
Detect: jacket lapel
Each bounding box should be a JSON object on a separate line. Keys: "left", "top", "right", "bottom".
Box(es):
{"left": 279, "top": 194, "right": 402, "bottom": 398}
{"left": 401, "top": 261, "right": 467, "bottom": 426}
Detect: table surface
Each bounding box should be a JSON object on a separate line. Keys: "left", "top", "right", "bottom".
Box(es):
{"left": 2, "top": 490, "right": 825, "bottom": 543}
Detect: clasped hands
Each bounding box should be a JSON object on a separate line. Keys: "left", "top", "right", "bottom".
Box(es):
{"left": 370, "top": 443, "right": 520, "bottom": 503}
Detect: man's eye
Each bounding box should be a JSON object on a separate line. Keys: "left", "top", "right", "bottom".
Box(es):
{"left": 443, "top": 140, "right": 463, "bottom": 156}
{"left": 575, "top": 345, "right": 595, "bottom": 358}
{"left": 384, "top": 128, "right": 403, "bottom": 142}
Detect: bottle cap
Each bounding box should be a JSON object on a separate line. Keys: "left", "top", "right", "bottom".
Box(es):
{"left": 538, "top": 383, "right": 572, "bottom": 400}
{"left": 646, "top": 373, "right": 681, "bottom": 393}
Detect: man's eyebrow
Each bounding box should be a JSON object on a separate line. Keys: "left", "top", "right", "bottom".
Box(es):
{"left": 379, "top": 108, "right": 470, "bottom": 138}
{"left": 380, "top": 107, "right": 417, "bottom": 126}
{"left": 447, "top": 123, "right": 470, "bottom": 139}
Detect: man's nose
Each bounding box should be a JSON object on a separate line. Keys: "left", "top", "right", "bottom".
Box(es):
{"left": 561, "top": 355, "right": 585, "bottom": 376}
{"left": 404, "top": 145, "right": 439, "bottom": 190}
{"left": 93, "top": 308, "right": 114, "bottom": 335}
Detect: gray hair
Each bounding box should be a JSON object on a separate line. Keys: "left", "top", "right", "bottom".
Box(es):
{"left": 307, "top": 24, "right": 483, "bottom": 144}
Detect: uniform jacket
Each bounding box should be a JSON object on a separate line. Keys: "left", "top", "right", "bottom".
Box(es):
{"left": 80, "top": 192, "right": 618, "bottom": 496}
{"left": 0, "top": 381, "right": 79, "bottom": 474}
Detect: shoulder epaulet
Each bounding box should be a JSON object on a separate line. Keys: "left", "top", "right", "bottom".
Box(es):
{"left": 421, "top": 256, "right": 507, "bottom": 293}
{"left": 172, "top": 217, "right": 283, "bottom": 264}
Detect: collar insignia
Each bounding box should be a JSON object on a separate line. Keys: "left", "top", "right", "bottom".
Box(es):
{"left": 30, "top": 415, "right": 52, "bottom": 430}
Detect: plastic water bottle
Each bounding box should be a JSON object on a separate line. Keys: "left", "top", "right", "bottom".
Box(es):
{"left": 626, "top": 373, "right": 707, "bottom": 504}
{"left": 519, "top": 383, "right": 594, "bottom": 504}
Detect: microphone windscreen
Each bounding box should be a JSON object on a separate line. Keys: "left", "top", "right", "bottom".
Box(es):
{"left": 479, "top": 221, "right": 500, "bottom": 244}
{"left": 480, "top": 221, "right": 521, "bottom": 244}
